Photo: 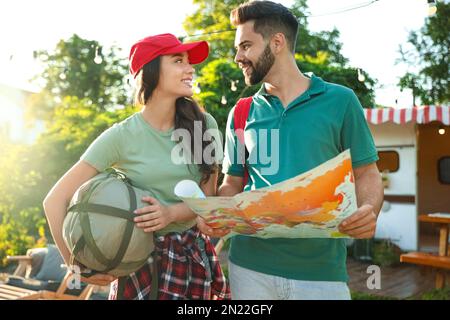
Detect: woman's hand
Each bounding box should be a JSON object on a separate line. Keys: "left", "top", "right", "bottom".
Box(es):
{"left": 68, "top": 261, "right": 117, "bottom": 286}
{"left": 133, "top": 196, "right": 174, "bottom": 232}
{"left": 80, "top": 273, "right": 117, "bottom": 286}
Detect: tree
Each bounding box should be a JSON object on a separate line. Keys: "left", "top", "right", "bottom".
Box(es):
{"left": 183, "top": 0, "right": 242, "bottom": 61}
{"left": 398, "top": 1, "right": 449, "bottom": 105}
{"left": 27, "top": 34, "right": 130, "bottom": 121}
{"left": 195, "top": 58, "right": 251, "bottom": 130}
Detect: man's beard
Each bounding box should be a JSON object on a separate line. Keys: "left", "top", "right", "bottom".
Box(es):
{"left": 245, "top": 44, "right": 275, "bottom": 85}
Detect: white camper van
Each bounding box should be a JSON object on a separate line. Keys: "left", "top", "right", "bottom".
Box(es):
{"left": 364, "top": 105, "right": 450, "bottom": 252}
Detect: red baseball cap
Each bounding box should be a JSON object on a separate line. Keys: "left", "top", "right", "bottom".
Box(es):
{"left": 129, "top": 33, "right": 209, "bottom": 78}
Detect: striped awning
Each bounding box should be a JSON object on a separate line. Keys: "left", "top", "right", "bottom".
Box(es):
{"left": 364, "top": 105, "right": 450, "bottom": 125}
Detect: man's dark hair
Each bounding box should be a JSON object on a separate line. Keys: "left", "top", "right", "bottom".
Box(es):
{"left": 230, "top": 1, "right": 299, "bottom": 53}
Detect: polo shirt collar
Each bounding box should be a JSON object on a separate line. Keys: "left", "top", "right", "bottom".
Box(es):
{"left": 254, "top": 72, "right": 327, "bottom": 101}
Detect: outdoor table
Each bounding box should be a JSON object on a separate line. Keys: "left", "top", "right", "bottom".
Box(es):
{"left": 419, "top": 213, "right": 450, "bottom": 288}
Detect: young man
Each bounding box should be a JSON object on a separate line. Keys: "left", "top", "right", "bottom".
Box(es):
{"left": 198, "top": 1, "right": 383, "bottom": 300}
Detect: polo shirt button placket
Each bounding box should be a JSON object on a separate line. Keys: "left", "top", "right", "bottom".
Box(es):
{"left": 278, "top": 112, "right": 286, "bottom": 127}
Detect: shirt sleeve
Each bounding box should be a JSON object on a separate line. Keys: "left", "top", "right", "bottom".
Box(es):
{"left": 80, "top": 124, "right": 122, "bottom": 172}
{"left": 221, "top": 107, "right": 245, "bottom": 177}
{"left": 204, "top": 112, "right": 224, "bottom": 165}
{"left": 341, "top": 90, "right": 379, "bottom": 168}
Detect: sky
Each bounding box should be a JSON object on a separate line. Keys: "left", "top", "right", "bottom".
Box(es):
{"left": 0, "top": 0, "right": 437, "bottom": 110}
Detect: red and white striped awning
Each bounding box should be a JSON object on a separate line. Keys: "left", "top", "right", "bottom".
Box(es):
{"left": 364, "top": 105, "right": 450, "bottom": 125}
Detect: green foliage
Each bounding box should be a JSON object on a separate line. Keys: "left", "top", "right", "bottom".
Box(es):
{"left": 27, "top": 34, "right": 130, "bottom": 121}
{"left": 194, "top": 58, "right": 259, "bottom": 132}
{"left": 37, "top": 97, "right": 137, "bottom": 172}
{"left": 421, "top": 287, "right": 450, "bottom": 300}
{"left": 0, "top": 207, "right": 47, "bottom": 267}
{"left": 0, "top": 142, "right": 42, "bottom": 213}
{"left": 183, "top": 0, "right": 243, "bottom": 61}
{"left": 372, "top": 240, "right": 402, "bottom": 268}
{"left": 398, "top": 2, "right": 449, "bottom": 104}
{"left": 296, "top": 53, "right": 376, "bottom": 108}
{"left": 351, "top": 288, "right": 450, "bottom": 300}
{"left": 351, "top": 291, "right": 398, "bottom": 300}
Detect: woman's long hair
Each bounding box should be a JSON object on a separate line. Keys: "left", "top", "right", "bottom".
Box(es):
{"left": 134, "top": 56, "right": 217, "bottom": 185}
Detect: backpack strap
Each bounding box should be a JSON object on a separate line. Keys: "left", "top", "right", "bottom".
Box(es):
{"left": 233, "top": 97, "right": 252, "bottom": 190}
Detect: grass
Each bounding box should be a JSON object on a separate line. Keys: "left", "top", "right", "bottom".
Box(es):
{"left": 420, "top": 287, "right": 450, "bottom": 300}
{"left": 351, "top": 291, "right": 398, "bottom": 300}
{"left": 348, "top": 288, "right": 450, "bottom": 300}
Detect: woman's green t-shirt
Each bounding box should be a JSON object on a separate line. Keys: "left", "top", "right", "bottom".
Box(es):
{"left": 80, "top": 111, "right": 222, "bottom": 236}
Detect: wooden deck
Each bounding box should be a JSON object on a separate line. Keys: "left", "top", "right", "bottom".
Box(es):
{"left": 347, "top": 257, "right": 438, "bottom": 299}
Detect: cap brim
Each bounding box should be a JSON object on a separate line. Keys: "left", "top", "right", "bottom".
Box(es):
{"left": 165, "top": 41, "right": 209, "bottom": 65}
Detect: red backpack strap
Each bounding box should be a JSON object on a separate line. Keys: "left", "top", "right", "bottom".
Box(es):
{"left": 233, "top": 97, "right": 252, "bottom": 189}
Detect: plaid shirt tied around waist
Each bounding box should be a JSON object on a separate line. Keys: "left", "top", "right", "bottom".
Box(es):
{"left": 108, "top": 226, "right": 230, "bottom": 300}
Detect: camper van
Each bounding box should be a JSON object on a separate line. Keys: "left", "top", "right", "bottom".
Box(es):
{"left": 365, "top": 105, "right": 450, "bottom": 252}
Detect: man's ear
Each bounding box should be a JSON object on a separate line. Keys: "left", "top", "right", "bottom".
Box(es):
{"left": 271, "top": 33, "right": 287, "bottom": 54}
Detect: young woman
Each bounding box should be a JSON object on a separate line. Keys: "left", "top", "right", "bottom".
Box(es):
{"left": 43, "top": 33, "right": 230, "bottom": 300}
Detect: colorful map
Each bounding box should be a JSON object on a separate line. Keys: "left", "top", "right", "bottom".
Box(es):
{"left": 175, "top": 150, "right": 356, "bottom": 239}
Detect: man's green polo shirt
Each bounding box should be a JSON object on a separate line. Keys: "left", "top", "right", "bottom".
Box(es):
{"left": 222, "top": 74, "right": 378, "bottom": 282}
